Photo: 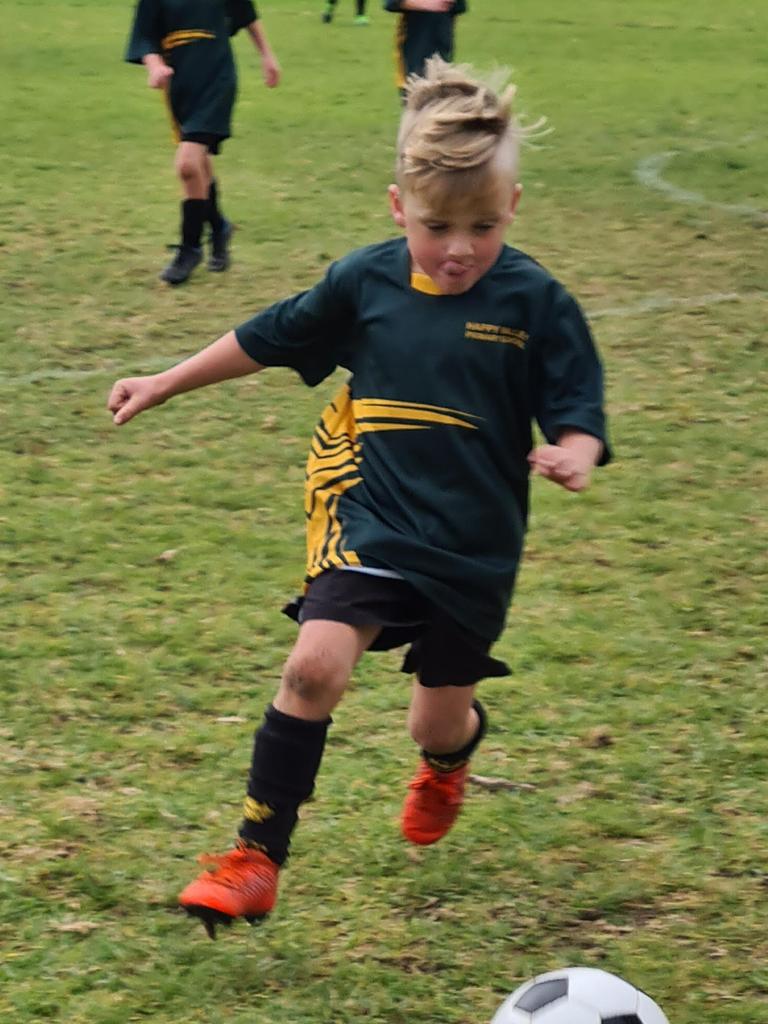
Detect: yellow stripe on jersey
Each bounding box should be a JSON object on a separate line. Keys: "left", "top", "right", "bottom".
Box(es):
{"left": 305, "top": 383, "right": 362, "bottom": 580}
{"left": 161, "top": 30, "right": 216, "bottom": 51}
{"left": 161, "top": 85, "right": 181, "bottom": 145}
{"left": 394, "top": 15, "right": 407, "bottom": 88}
{"left": 305, "top": 386, "right": 480, "bottom": 581}
{"left": 354, "top": 399, "right": 480, "bottom": 432}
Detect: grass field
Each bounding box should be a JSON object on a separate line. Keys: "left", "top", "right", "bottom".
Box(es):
{"left": 1, "top": 1, "right": 767, "bottom": 1022}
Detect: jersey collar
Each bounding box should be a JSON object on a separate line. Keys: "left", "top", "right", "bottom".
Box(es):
{"left": 410, "top": 271, "right": 443, "bottom": 295}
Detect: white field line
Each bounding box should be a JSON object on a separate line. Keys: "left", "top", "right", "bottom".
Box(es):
{"left": 0, "top": 291, "right": 761, "bottom": 390}
{"left": 0, "top": 356, "right": 179, "bottom": 388}
{"left": 588, "top": 291, "right": 743, "bottom": 319}
{"left": 634, "top": 150, "right": 768, "bottom": 223}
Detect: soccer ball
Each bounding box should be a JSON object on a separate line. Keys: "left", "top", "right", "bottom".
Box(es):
{"left": 491, "top": 967, "right": 670, "bottom": 1024}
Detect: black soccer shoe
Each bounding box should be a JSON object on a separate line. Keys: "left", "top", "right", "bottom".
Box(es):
{"left": 160, "top": 244, "right": 203, "bottom": 285}
{"left": 208, "top": 219, "right": 234, "bottom": 273}
{"left": 322, "top": 5, "right": 333, "bottom": 23}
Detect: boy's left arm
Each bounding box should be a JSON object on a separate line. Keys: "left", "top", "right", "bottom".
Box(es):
{"left": 228, "top": 1, "right": 280, "bottom": 85}
{"left": 528, "top": 430, "right": 603, "bottom": 493}
{"left": 245, "top": 15, "right": 281, "bottom": 87}
{"left": 532, "top": 285, "right": 610, "bottom": 492}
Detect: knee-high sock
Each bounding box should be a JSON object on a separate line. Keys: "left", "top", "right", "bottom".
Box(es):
{"left": 207, "top": 179, "right": 225, "bottom": 232}
{"left": 239, "top": 704, "right": 330, "bottom": 864}
{"left": 181, "top": 199, "right": 206, "bottom": 248}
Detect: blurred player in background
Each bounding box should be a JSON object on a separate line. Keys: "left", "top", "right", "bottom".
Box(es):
{"left": 384, "top": 0, "right": 466, "bottom": 96}
{"left": 126, "top": 0, "right": 280, "bottom": 285}
{"left": 322, "top": 0, "right": 369, "bottom": 25}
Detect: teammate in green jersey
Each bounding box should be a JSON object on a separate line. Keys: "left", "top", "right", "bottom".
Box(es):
{"left": 383, "top": 0, "right": 466, "bottom": 93}
{"left": 107, "top": 58, "right": 609, "bottom": 938}
{"left": 126, "top": 1, "right": 280, "bottom": 285}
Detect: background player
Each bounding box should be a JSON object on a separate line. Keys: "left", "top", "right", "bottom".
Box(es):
{"left": 126, "top": 0, "right": 280, "bottom": 285}
{"left": 322, "top": 0, "right": 369, "bottom": 25}
{"left": 384, "top": 0, "right": 466, "bottom": 95}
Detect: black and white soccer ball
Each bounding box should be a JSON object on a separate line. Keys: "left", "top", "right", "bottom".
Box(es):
{"left": 491, "top": 967, "right": 669, "bottom": 1024}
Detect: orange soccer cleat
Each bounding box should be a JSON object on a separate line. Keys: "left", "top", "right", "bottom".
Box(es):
{"left": 178, "top": 842, "right": 280, "bottom": 938}
{"left": 401, "top": 761, "right": 469, "bottom": 846}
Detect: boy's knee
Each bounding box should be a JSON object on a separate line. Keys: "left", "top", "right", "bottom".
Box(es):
{"left": 407, "top": 704, "right": 476, "bottom": 753}
{"left": 175, "top": 153, "right": 203, "bottom": 184}
{"left": 281, "top": 650, "right": 347, "bottom": 706}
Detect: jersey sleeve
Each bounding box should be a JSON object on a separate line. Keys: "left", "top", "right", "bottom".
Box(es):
{"left": 226, "top": 0, "right": 259, "bottom": 34}
{"left": 234, "top": 260, "right": 356, "bottom": 387}
{"left": 532, "top": 287, "right": 611, "bottom": 463}
{"left": 382, "top": 1, "right": 404, "bottom": 11}
{"left": 125, "top": 0, "right": 164, "bottom": 64}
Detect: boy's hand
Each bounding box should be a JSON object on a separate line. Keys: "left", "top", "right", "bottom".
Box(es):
{"left": 527, "top": 444, "right": 593, "bottom": 492}
{"left": 108, "top": 375, "right": 166, "bottom": 426}
{"left": 261, "top": 53, "right": 280, "bottom": 88}
{"left": 143, "top": 55, "right": 174, "bottom": 90}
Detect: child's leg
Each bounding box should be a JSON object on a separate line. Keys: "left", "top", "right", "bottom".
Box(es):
{"left": 407, "top": 681, "right": 479, "bottom": 757}
{"left": 402, "top": 681, "right": 487, "bottom": 845}
{"left": 239, "top": 619, "right": 378, "bottom": 861}
{"left": 175, "top": 141, "right": 210, "bottom": 200}
{"left": 206, "top": 174, "right": 225, "bottom": 233}
{"left": 174, "top": 141, "right": 209, "bottom": 248}
{"left": 160, "top": 142, "right": 210, "bottom": 283}
{"left": 179, "top": 619, "right": 378, "bottom": 934}
{"left": 205, "top": 164, "right": 235, "bottom": 273}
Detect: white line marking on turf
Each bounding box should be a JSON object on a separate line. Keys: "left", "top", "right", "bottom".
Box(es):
{"left": 0, "top": 356, "right": 179, "bottom": 388}
{"left": 0, "top": 292, "right": 762, "bottom": 390}
{"left": 588, "top": 291, "right": 742, "bottom": 319}
{"left": 634, "top": 149, "right": 768, "bottom": 223}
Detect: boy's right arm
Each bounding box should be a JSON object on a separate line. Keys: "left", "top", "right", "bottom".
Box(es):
{"left": 108, "top": 331, "right": 263, "bottom": 426}
{"left": 126, "top": 0, "right": 173, "bottom": 86}
{"left": 142, "top": 52, "right": 173, "bottom": 89}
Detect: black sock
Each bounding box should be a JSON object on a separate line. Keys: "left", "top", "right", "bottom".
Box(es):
{"left": 207, "top": 179, "right": 225, "bottom": 233}
{"left": 356, "top": 0, "right": 365, "bottom": 14}
{"left": 181, "top": 198, "right": 206, "bottom": 249}
{"left": 422, "top": 699, "right": 487, "bottom": 773}
{"left": 238, "top": 704, "right": 331, "bottom": 865}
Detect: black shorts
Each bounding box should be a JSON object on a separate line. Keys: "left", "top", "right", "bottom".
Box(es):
{"left": 283, "top": 569, "right": 509, "bottom": 688}
{"left": 180, "top": 131, "right": 224, "bottom": 155}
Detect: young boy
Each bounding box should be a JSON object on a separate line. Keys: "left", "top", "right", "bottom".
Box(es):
{"left": 383, "top": 0, "right": 466, "bottom": 92}
{"left": 125, "top": 0, "right": 280, "bottom": 286}
{"left": 322, "top": 0, "right": 369, "bottom": 25}
{"left": 108, "top": 59, "right": 609, "bottom": 939}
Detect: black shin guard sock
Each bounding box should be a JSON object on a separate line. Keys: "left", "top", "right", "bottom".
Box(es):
{"left": 422, "top": 699, "right": 488, "bottom": 773}
{"left": 238, "top": 704, "right": 330, "bottom": 864}
{"left": 207, "top": 179, "right": 225, "bottom": 232}
{"left": 181, "top": 198, "right": 206, "bottom": 249}
{"left": 356, "top": 0, "right": 365, "bottom": 14}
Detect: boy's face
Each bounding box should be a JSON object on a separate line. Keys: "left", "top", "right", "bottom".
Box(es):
{"left": 388, "top": 176, "right": 522, "bottom": 295}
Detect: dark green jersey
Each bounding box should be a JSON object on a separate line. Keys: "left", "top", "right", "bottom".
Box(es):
{"left": 235, "top": 238, "right": 609, "bottom": 642}
{"left": 383, "top": 0, "right": 467, "bottom": 87}
{"left": 125, "top": 0, "right": 258, "bottom": 138}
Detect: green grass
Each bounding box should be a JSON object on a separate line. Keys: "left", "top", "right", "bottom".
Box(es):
{"left": 1, "top": 2, "right": 767, "bottom": 1022}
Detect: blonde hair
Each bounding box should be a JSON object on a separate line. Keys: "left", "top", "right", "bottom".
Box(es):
{"left": 396, "top": 58, "right": 523, "bottom": 199}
